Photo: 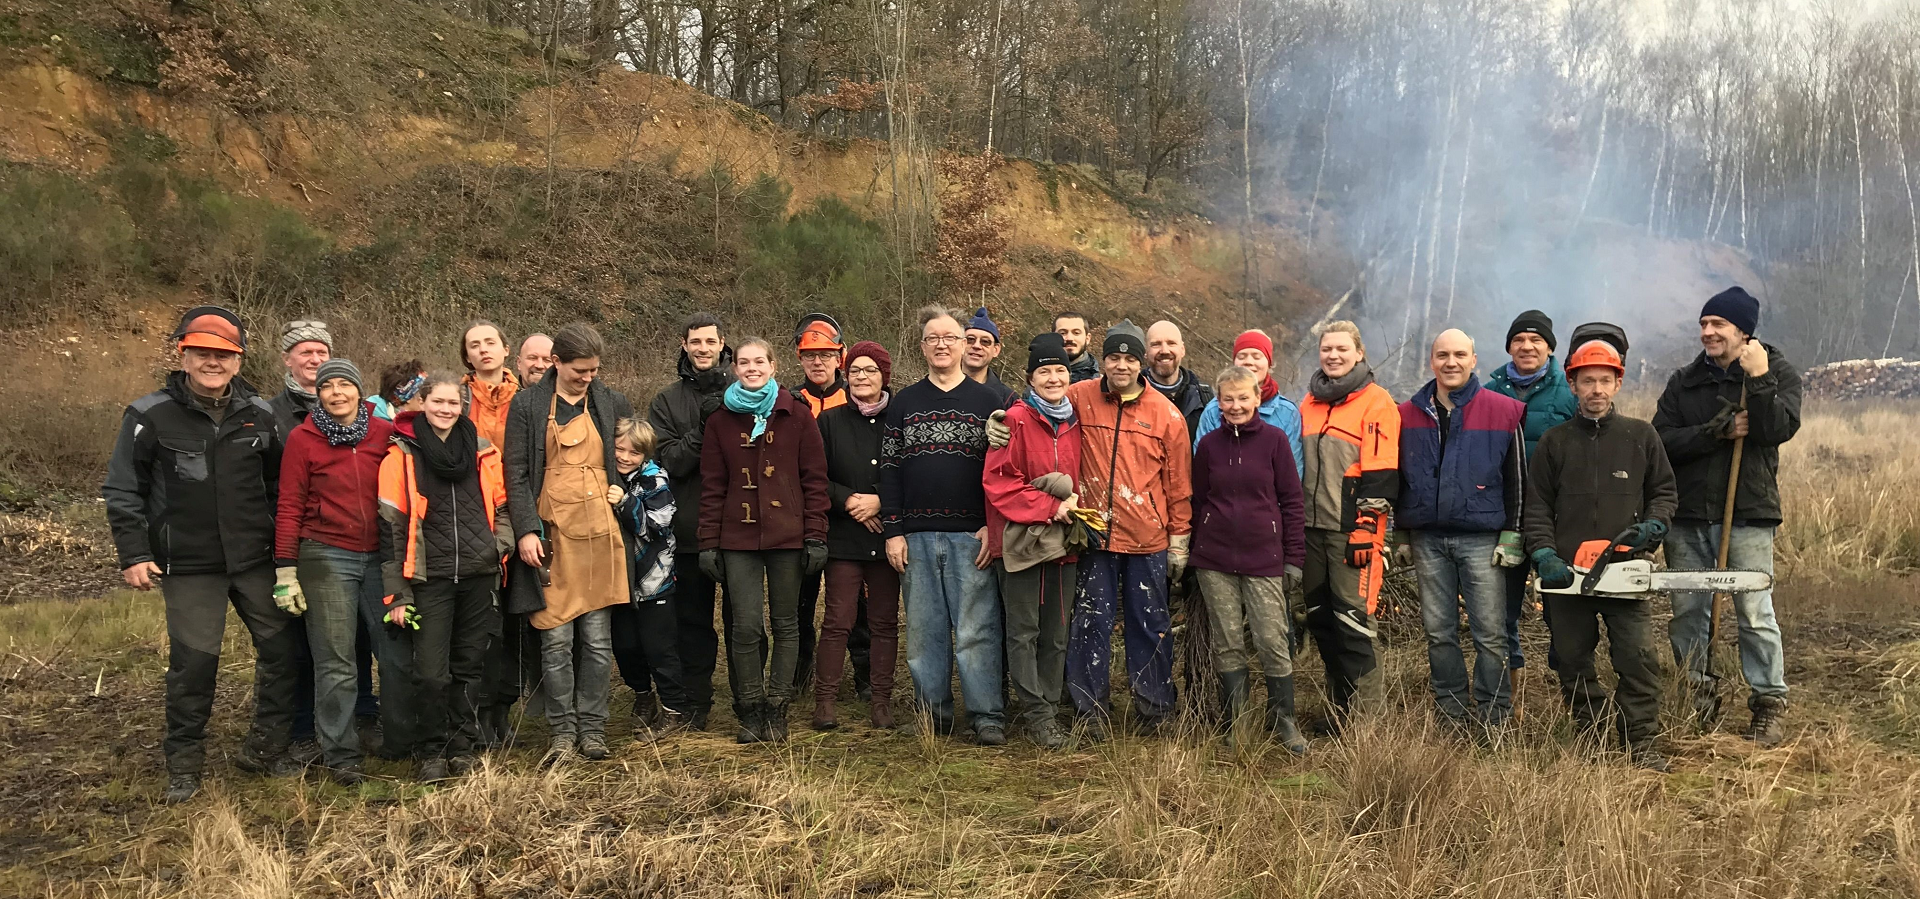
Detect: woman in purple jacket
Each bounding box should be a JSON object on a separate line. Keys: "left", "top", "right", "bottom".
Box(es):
{"left": 1190, "top": 366, "right": 1309, "bottom": 752}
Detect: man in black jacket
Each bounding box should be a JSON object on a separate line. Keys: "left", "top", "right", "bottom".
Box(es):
{"left": 1652, "top": 287, "right": 1801, "bottom": 745}
{"left": 102, "top": 306, "right": 301, "bottom": 804}
{"left": 1524, "top": 329, "right": 1677, "bottom": 771}
{"left": 1054, "top": 311, "right": 1101, "bottom": 384}
{"left": 1144, "top": 320, "right": 1212, "bottom": 439}
{"left": 647, "top": 313, "right": 737, "bottom": 729}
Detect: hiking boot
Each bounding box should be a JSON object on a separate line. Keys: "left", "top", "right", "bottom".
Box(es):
{"left": 1075, "top": 715, "right": 1111, "bottom": 745}
{"left": 975, "top": 723, "right": 1007, "bottom": 746}
{"left": 448, "top": 755, "right": 479, "bottom": 777}
{"left": 578, "top": 733, "right": 610, "bottom": 760}
{"left": 687, "top": 707, "right": 711, "bottom": 732}
{"left": 736, "top": 705, "right": 770, "bottom": 744}
{"left": 634, "top": 711, "right": 689, "bottom": 744}
{"left": 1218, "top": 669, "right": 1251, "bottom": 734}
{"left": 632, "top": 691, "right": 662, "bottom": 730}
{"left": 543, "top": 736, "right": 576, "bottom": 767}
{"left": 766, "top": 705, "right": 791, "bottom": 743}
{"left": 358, "top": 718, "right": 385, "bottom": 757}
{"left": 235, "top": 744, "right": 300, "bottom": 778}
{"left": 163, "top": 773, "right": 201, "bottom": 804}
{"left": 812, "top": 698, "right": 839, "bottom": 731}
{"left": 1127, "top": 712, "right": 1169, "bottom": 739}
{"left": 1747, "top": 696, "right": 1788, "bottom": 747}
{"left": 1687, "top": 686, "right": 1724, "bottom": 731}
{"left": 1027, "top": 719, "right": 1068, "bottom": 751}
{"left": 329, "top": 764, "right": 367, "bottom": 788}
{"left": 1630, "top": 745, "right": 1672, "bottom": 773}
{"left": 1264, "top": 675, "right": 1308, "bottom": 755}
{"left": 856, "top": 684, "right": 874, "bottom": 704}
{"left": 416, "top": 757, "right": 449, "bottom": 782}
{"left": 286, "top": 739, "right": 323, "bottom": 768}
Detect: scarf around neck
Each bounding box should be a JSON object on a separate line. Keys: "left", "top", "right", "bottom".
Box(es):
{"left": 311, "top": 403, "right": 370, "bottom": 447}
{"left": 1025, "top": 390, "right": 1075, "bottom": 425}
{"left": 1258, "top": 374, "right": 1280, "bottom": 403}
{"left": 1502, "top": 361, "right": 1547, "bottom": 387}
{"left": 283, "top": 372, "right": 317, "bottom": 406}
{"left": 854, "top": 391, "right": 891, "bottom": 418}
{"left": 1309, "top": 361, "right": 1375, "bottom": 405}
{"left": 725, "top": 378, "right": 780, "bottom": 439}
{"left": 415, "top": 415, "right": 478, "bottom": 484}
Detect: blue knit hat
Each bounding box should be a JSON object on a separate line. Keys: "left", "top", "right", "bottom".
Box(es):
{"left": 1701, "top": 287, "right": 1760, "bottom": 336}
{"left": 966, "top": 307, "right": 1000, "bottom": 343}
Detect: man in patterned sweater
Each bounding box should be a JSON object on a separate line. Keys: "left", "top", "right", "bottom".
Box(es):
{"left": 880, "top": 305, "right": 1009, "bottom": 745}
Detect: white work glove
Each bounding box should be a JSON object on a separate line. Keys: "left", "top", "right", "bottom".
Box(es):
{"left": 1167, "top": 534, "right": 1190, "bottom": 584}
{"left": 986, "top": 409, "right": 1010, "bottom": 449}
{"left": 273, "top": 566, "right": 306, "bottom": 616}
{"left": 1492, "top": 530, "right": 1526, "bottom": 568}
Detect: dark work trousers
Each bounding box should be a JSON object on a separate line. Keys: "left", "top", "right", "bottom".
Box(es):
{"left": 1067, "top": 550, "right": 1175, "bottom": 721}
{"left": 1301, "top": 527, "right": 1383, "bottom": 721}
{"left": 795, "top": 573, "right": 874, "bottom": 695}
{"left": 818, "top": 561, "right": 900, "bottom": 712}
{"left": 481, "top": 564, "right": 546, "bottom": 728}
{"left": 1546, "top": 594, "right": 1662, "bottom": 749}
{"left": 610, "top": 598, "right": 694, "bottom": 714}
{"left": 412, "top": 575, "right": 501, "bottom": 759}
{"left": 724, "top": 549, "right": 805, "bottom": 710}
{"left": 1504, "top": 563, "right": 1558, "bottom": 673}
{"left": 999, "top": 559, "right": 1074, "bottom": 731}
{"left": 673, "top": 551, "right": 748, "bottom": 720}
{"left": 160, "top": 564, "right": 300, "bottom": 775}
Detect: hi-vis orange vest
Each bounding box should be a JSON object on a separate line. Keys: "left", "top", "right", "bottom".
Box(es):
{"left": 377, "top": 439, "right": 508, "bottom": 583}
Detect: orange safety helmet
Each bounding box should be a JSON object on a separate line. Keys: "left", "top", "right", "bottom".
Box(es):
{"left": 1564, "top": 339, "right": 1625, "bottom": 377}
{"left": 794, "top": 312, "right": 844, "bottom": 355}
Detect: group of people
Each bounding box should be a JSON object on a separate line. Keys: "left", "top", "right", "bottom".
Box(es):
{"left": 103, "top": 286, "right": 1800, "bottom": 803}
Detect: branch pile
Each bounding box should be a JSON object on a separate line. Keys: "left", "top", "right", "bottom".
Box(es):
{"left": 1804, "top": 358, "right": 1920, "bottom": 400}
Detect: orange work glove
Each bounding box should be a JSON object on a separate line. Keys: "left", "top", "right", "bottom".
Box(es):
{"left": 1345, "top": 509, "right": 1385, "bottom": 569}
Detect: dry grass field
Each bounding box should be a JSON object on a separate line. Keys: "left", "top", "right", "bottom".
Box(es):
{"left": 3, "top": 401, "right": 1920, "bottom": 898}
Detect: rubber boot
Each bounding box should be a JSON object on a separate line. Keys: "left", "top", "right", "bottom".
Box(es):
{"left": 1264, "top": 675, "right": 1309, "bottom": 755}
{"left": 1217, "top": 669, "right": 1250, "bottom": 735}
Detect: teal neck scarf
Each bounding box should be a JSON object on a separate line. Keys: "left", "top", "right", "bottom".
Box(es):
{"left": 725, "top": 378, "right": 780, "bottom": 439}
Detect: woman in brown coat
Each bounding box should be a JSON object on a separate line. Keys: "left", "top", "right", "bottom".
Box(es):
{"left": 698, "top": 338, "right": 831, "bottom": 743}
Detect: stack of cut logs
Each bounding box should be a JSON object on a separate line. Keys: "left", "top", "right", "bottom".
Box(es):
{"left": 1804, "top": 358, "right": 1920, "bottom": 400}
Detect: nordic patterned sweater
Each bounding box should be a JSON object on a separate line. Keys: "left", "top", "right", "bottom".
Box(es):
{"left": 879, "top": 376, "right": 998, "bottom": 537}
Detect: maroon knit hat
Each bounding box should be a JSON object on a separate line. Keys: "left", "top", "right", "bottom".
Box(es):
{"left": 846, "top": 340, "right": 892, "bottom": 387}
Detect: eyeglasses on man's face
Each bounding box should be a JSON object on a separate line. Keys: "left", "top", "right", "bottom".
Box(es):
{"left": 921, "top": 335, "right": 961, "bottom": 346}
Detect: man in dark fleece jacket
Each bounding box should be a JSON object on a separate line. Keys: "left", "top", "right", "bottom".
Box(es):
{"left": 102, "top": 306, "right": 299, "bottom": 804}
{"left": 1652, "top": 287, "right": 1801, "bottom": 745}
{"left": 1523, "top": 329, "right": 1677, "bottom": 772}
{"left": 645, "top": 313, "right": 737, "bottom": 729}
{"left": 881, "top": 306, "right": 1007, "bottom": 744}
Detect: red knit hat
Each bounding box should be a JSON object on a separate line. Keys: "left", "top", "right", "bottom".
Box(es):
{"left": 1232, "top": 329, "right": 1274, "bottom": 363}
{"left": 846, "top": 340, "right": 892, "bottom": 387}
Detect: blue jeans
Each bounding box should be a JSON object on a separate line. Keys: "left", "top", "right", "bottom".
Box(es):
{"left": 902, "top": 531, "right": 1004, "bottom": 731}
{"left": 1068, "top": 550, "right": 1175, "bottom": 721}
{"left": 1411, "top": 531, "right": 1511, "bottom": 725}
{"left": 1664, "top": 523, "right": 1786, "bottom": 701}
{"left": 297, "top": 541, "right": 380, "bottom": 768}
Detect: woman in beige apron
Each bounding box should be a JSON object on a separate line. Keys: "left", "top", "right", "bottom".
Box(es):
{"left": 508, "top": 324, "right": 632, "bottom": 764}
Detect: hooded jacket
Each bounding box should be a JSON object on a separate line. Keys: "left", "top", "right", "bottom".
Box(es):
{"left": 1066, "top": 377, "right": 1192, "bottom": 554}
{"left": 1524, "top": 409, "right": 1678, "bottom": 563}
{"left": 377, "top": 413, "right": 509, "bottom": 602}
{"left": 1299, "top": 376, "right": 1400, "bottom": 532}
{"left": 983, "top": 397, "right": 1083, "bottom": 560}
{"left": 1147, "top": 367, "right": 1214, "bottom": 440}
{"left": 648, "top": 346, "right": 735, "bottom": 542}
{"left": 698, "top": 390, "right": 831, "bottom": 552}
{"left": 462, "top": 369, "right": 521, "bottom": 450}
{"left": 1651, "top": 343, "right": 1801, "bottom": 524}
{"left": 1194, "top": 391, "right": 1304, "bottom": 479}
{"left": 274, "top": 407, "right": 395, "bottom": 564}
{"left": 103, "top": 372, "right": 281, "bottom": 576}
{"left": 1190, "top": 413, "right": 1306, "bottom": 577}
{"left": 1395, "top": 374, "right": 1526, "bottom": 534}
{"left": 1067, "top": 352, "right": 1101, "bottom": 384}
{"left": 1484, "top": 358, "right": 1577, "bottom": 459}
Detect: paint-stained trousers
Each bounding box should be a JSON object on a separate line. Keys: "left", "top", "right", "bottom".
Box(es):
{"left": 1067, "top": 550, "right": 1175, "bottom": 721}
{"left": 160, "top": 564, "right": 300, "bottom": 775}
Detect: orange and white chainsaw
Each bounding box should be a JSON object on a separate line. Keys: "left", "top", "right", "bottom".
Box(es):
{"left": 1537, "top": 528, "right": 1772, "bottom": 599}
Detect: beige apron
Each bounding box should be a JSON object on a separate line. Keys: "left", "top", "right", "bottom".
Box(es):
{"left": 530, "top": 394, "right": 628, "bottom": 630}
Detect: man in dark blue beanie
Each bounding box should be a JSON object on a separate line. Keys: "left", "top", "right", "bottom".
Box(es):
{"left": 963, "top": 306, "right": 1016, "bottom": 406}
{"left": 1650, "top": 285, "right": 1801, "bottom": 747}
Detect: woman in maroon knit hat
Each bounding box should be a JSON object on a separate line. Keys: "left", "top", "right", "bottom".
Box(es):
{"left": 811, "top": 340, "right": 901, "bottom": 729}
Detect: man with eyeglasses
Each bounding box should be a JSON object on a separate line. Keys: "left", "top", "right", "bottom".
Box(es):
{"left": 881, "top": 306, "right": 1008, "bottom": 744}
{"left": 963, "top": 307, "right": 1016, "bottom": 407}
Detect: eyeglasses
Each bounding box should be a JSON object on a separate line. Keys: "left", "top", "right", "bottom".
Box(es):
{"left": 921, "top": 335, "right": 961, "bottom": 346}
{"left": 847, "top": 365, "right": 883, "bottom": 376}
{"left": 964, "top": 335, "right": 996, "bottom": 346}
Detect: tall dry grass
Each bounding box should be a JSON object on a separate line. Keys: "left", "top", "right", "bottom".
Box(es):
{"left": 1776, "top": 401, "right": 1920, "bottom": 581}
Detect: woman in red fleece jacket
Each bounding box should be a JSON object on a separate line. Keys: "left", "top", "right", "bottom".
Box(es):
{"left": 273, "top": 358, "right": 405, "bottom": 784}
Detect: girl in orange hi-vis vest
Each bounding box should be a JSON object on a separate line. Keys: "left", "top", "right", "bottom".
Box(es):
{"left": 1298, "top": 321, "right": 1400, "bottom": 726}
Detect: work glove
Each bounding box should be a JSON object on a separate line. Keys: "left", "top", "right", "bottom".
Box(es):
{"left": 381, "top": 595, "right": 420, "bottom": 630}
{"left": 699, "top": 392, "right": 725, "bottom": 417}
{"left": 1704, "top": 398, "right": 1740, "bottom": 439}
{"left": 986, "top": 409, "right": 1010, "bottom": 449}
{"left": 699, "top": 549, "right": 725, "bottom": 584}
{"left": 273, "top": 566, "right": 306, "bottom": 616}
{"left": 1166, "top": 534, "right": 1190, "bottom": 584}
{"left": 1283, "top": 564, "right": 1303, "bottom": 596}
{"left": 803, "top": 539, "right": 829, "bottom": 577}
{"left": 1621, "top": 519, "right": 1668, "bottom": 552}
{"left": 1531, "top": 548, "right": 1574, "bottom": 591}
{"left": 1493, "top": 530, "right": 1526, "bottom": 568}
{"left": 1387, "top": 530, "right": 1414, "bottom": 571}
{"left": 1345, "top": 510, "right": 1384, "bottom": 569}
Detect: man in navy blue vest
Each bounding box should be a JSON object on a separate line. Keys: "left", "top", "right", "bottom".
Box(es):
{"left": 1393, "top": 329, "right": 1528, "bottom": 733}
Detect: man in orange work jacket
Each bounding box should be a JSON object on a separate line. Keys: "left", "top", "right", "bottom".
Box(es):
{"left": 1298, "top": 321, "right": 1400, "bottom": 726}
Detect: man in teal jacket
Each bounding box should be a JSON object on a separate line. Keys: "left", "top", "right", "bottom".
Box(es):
{"left": 1483, "top": 310, "right": 1576, "bottom": 674}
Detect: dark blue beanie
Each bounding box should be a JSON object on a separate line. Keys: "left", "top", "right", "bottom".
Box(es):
{"left": 967, "top": 306, "right": 1000, "bottom": 343}
{"left": 1701, "top": 287, "right": 1760, "bottom": 336}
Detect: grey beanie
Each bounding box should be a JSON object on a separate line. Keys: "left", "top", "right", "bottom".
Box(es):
{"left": 1102, "top": 318, "right": 1147, "bottom": 360}
{"left": 280, "top": 319, "right": 334, "bottom": 353}
{"left": 314, "top": 358, "right": 363, "bottom": 392}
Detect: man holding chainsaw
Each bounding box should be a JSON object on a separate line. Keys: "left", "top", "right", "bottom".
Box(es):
{"left": 1524, "top": 326, "right": 1677, "bottom": 771}
{"left": 1653, "top": 287, "right": 1801, "bottom": 746}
